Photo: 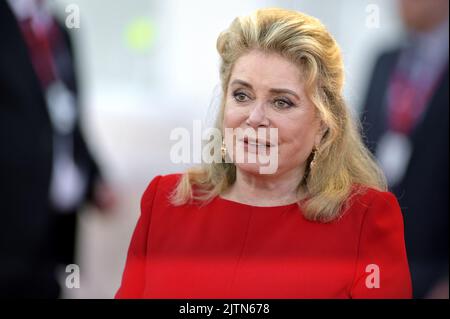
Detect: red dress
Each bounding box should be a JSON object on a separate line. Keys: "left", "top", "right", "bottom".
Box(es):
{"left": 115, "top": 174, "right": 412, "bottom": 299}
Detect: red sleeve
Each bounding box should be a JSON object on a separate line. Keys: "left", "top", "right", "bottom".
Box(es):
{"left": 115, "top": 175, "right": 161, "bottom": 299}
{"left": 350, "top": 191, "right": 412, "bottom": 298}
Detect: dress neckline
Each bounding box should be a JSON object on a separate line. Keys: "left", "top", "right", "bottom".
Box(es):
{"left": 216, "top": 195, "right": 300, "bottom": 209}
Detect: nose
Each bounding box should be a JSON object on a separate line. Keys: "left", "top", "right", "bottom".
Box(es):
{"left": 246, "top": 102, "right": 269, "bottom": 128}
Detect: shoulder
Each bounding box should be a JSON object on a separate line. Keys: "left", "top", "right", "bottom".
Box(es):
{"left": 350, "top": 185, "right": 399, "bottom": 207}
{"left": 339, "top": 186, "right": 406, "bottom": 244}
{"left": 373, "top": 48, "right": 401, "bottom": 70}
{"left": 142, "top": 173, "right": 183, "bottom": 198}
{"left": 344, "top": 186, "right": 407, "bottom": 252}
{"left": 343, "top": 185, "right": 402, "bottom": 222}
{"left": 141, "top": 173, "right": 183, "bottom": 207}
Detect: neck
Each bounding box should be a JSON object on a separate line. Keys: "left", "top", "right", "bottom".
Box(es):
{"left": 222, "top": 167, "right": 305, "bottom": 206}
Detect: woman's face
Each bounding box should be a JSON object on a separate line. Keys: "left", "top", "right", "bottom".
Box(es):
{"left": 223, "top": 50, "right": 325, "bottom": 178}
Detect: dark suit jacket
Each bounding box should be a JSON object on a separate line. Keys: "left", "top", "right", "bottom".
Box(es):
{"left": 361, "top": 49, "right": 449, "bottom": 298}
{"left": 0, "top": 2, "right": 100, "bottom": 297}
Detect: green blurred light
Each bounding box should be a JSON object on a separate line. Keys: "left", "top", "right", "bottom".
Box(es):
{"left": 125, "top": 18, "right": 156, "bottom": 53}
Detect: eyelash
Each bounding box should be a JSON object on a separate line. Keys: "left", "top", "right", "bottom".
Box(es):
{"left": 232, "top": 91, "right": 295, "bottom": 109}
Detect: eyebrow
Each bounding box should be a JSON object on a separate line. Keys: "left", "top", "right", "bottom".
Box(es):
{"left": 230, "top": 79, "right": 301, "bottom": 100}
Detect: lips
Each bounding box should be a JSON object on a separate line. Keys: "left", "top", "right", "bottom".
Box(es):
{"left": 242, "top": 137, "right": 272, "bottom": 147}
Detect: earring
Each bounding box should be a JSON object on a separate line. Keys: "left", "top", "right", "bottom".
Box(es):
{"left": 310, "top": 145, "right": 319, "bottom": 170}
{"left": 221, "top": 139, "right": 227, "bottom": 162}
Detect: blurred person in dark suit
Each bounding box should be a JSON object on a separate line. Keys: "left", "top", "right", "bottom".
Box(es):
{"left": 361, "top": 0, "right": 448, "bottom": 298}
{"left": 0, "top": 0, "right": 115, "bottom": 298}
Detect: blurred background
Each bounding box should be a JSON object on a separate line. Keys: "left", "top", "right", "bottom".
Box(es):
{"left": 0, "top": 0, "right": 447, "bottom": 298}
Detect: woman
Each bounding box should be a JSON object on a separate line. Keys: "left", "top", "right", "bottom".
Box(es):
{"left": 116, "top": 8, "right": 412, "bottom": 299}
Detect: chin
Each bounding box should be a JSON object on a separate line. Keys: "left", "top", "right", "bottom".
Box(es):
{"left": 234, "top": 162, "right": 279, "bottom": 176}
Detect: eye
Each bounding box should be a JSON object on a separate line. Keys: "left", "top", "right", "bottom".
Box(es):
{"left": 273, "top": 98, "right": 295, "bottom": 109}
{"left": 233, "top": 91, "right": 250, "bottom": 103}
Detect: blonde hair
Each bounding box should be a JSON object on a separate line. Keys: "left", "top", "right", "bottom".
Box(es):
{"left": 170, "top": 8, "right": 386, "bottom": 222}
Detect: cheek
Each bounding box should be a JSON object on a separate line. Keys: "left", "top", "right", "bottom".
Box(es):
{"left": 278, "top": 119, "right": 318, "bottom": 158}
{"left": 223, "top": 104, "right": 247, "bottom": 129}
